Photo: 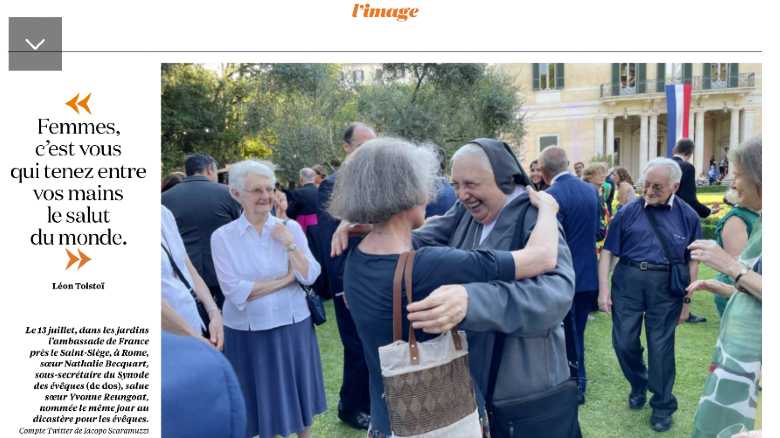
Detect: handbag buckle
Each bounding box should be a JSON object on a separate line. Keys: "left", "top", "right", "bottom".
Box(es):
{"left": 639, "top": 261, "right": 648, "bottom": 271}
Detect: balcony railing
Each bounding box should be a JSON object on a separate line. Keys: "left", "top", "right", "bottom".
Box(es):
{"left": 599, "top": 73, "right": 756, "bottom": 98}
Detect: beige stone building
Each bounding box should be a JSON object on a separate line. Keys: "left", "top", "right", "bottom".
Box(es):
{"left": 498, "top": 63, "right": 762, "bottom": 179}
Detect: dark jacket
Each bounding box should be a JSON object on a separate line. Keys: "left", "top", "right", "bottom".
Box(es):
{"left": 672, "top": 155, "right": 711, "bottom": 218}
{"left": 286, "top": 183, "right": 319, "bottom": 219}
{"left": 546, "top": 173, "right": 601, "bottom": 293}
{"left": 317, "top": 173, "right": 359, "bottom": 294}
{"left": 161, "top": 176, "right": 242, "bottom": 289}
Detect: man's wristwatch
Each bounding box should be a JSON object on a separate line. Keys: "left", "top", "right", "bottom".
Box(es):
{"left": 683, "top": 296, "right": 691, "bottom": 304}
{"left": 286, "top": 242, "right": 297, "bottom": 252}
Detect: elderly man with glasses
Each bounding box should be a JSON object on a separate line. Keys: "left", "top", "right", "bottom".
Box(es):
{"left": 598, "top": 157, "right": 701, "bottom": 433}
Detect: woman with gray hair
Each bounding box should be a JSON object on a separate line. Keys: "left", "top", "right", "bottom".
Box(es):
{"left": 211, "top": 160, "right": 325, "bottom": 438}
{"left": 330, "top": 137, "right": 562, "bottom": 437}
{"left": 687, "top": 138, "right": 762, "bottom": 438}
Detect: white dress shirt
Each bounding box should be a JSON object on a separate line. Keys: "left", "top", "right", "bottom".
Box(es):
{"left": 211, "top": 213, "right": 321, "bottom": 331}
{"left": 161, "top": 205, "right": 203, "bottom": 334}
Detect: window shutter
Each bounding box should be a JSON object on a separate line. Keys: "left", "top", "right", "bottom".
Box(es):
{"left": 555, "top": 63, "right": 565, "bottom": 89}
{"left": 683, "top": 63, "right": 693, "bottom": 84}
{"left": 728, "top": 63, "right": 739, "bottom": 87}
{"left": 532, "top": 64, "right": 540, "bottom": 90}
{"left": 656, "top": 63, "right": 666, "bottom": 92}
{"left": 702, "top": 63, "right": 712, "bottom": 89}
{"left": 637, "top": 63, "right": 647, "bottom": 93}
{"left": 611, "top": 63, "right": 620, "bottom": 96}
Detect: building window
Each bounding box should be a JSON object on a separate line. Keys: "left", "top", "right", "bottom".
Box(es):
{"left": 665, "top": 63, "right": 684, "bottom": 84}
{"left": 539, "top": 63, "right": 558, "bottom": 90}
{"left": 533, "top": 64, "right": 564, "bottom": 91}
{"left": 710, "top": 63, "right": 729, "bottom": 89}
{"left": 353, "top": 69, "right": 364, "bottom": 83}
{"left": 619, "top": 63, "right": 636, "bottom": 95}
{"left": 539, "top": 135, "right": 559, "bottom": 151}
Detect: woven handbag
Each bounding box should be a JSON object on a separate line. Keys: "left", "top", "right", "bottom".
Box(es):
{"left": 378, "top": 251, "right": 482, "bottom": 437}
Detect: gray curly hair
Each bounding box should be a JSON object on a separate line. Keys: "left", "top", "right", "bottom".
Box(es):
{"left": 729, "top": 137, "right": 761, "bottom": 195}
{"left": 328, "top": 137, "right": 440, "bottom": 224}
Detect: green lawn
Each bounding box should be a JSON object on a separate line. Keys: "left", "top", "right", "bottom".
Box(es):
{"left": 309, "top": 266, "right": 724, "bottom": 438}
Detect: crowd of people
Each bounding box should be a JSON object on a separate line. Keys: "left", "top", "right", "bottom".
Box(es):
{"left": 159, "top": 122, "right": 762, "bottom": 438}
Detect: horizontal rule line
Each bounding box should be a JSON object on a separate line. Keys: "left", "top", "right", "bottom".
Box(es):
{"left": 8, "top": 50, "right": 763, "bottom": 53}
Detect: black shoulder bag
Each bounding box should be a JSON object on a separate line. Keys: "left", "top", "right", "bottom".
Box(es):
{"left": 644, "top": 208, "right": 690, "bottom": 298}
{"left": 301, "top": 282, "right": 327, "bottom": 326}
{"left": 486, "top": 201, "right": 582, "bottom": 438}
{"left": 280, "top": 219, "right": 327, "bottom": 326}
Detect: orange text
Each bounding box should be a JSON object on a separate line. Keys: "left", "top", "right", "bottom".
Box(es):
{"left": 352, "top": 3, "right": 420, "bottom": 22}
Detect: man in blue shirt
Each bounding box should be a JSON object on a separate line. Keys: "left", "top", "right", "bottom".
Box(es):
{"left": 540, "top": 146, "right": 601, "bottom": 405}
{"left": 598, "top": 157, "right": 701, "bottom": 433}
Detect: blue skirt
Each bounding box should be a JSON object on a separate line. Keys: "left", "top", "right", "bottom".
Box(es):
{"left": 224, "top": 318, "right": 327, "bottom": 438}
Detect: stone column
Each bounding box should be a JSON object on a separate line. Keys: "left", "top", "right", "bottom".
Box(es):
{"left": 742, "top": 109, "right": 754, "bottom": 143}
{"left": 606, "top": 117, "right": 615, "bottom": 159}
{"left": 639, "top": 114, "right": 649, "bottom": 172}
{"left": 623, "top": 122, "right": 632, "bottom": 172}
{"left": 649, "top": 113, "right": 658, "bottom": 160}
{"left": 695, "top": 110, "right": 705, "bottom": 175}
{"left": 594, "top": 117, "right": 605, "bottom": 157}
{"left": 688, "top": 112, "right": 696, "bottom": 143}
{"left": 730, "top": 107, "right": 740, "bottom": 148}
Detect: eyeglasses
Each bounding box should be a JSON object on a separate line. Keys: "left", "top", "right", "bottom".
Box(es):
{"left": 243, "top": 186, "right": 275, "bottom": 195}
{"left": 644, "top": 182, "right": 668, "bottom": 192}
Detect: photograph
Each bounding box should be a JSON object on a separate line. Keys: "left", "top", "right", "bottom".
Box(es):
{"left": 159, "top": 62, "right": 763, "bottom": 438}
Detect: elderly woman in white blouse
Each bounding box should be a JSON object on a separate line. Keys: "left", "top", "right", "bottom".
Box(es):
{"left": 211, "top": 160, "right": 325, "bottom": 438}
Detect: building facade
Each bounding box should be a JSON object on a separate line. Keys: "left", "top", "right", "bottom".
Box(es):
{"left": 499, "top": 63, "right": 762, "bottom": 179}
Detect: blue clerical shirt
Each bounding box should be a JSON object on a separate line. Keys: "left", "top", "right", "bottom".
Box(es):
{"left": 604, "top": 195, "right": 701, "bottom": 265}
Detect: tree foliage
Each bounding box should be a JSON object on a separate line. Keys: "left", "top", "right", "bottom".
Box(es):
{"left": 161, "top": 63, "right": 525, "bottom": 182}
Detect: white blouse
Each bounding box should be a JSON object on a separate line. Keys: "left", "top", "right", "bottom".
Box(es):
{"left": 211, "top": 213, "right": 321, "bottom": 331}
{"left": 161, "top": 205, "right": 203, "bottom": 334}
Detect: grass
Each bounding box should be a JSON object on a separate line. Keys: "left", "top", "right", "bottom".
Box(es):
{"left": 307, "top": 266, "right": 725, "bottom": 438}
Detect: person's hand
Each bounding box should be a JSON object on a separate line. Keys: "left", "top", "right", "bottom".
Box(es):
{"left": 406, "top": 284, "right": 468, "bottom": 334}
{"left": 527, "top": 185, "right": 559, "bottom": 215}
{"left": 598, "top": 290, "right": 612, "bottom": 314}
{"left": 710, "top": 202, "right": 721, "bottom": 214}
{"left": 689, "top": 239, "right": 742, "bottom": 277}
{"left": 271, "top": 223, "right": 294, "bottom": 247}
{"left": 207, "top": 311, "right": 224, "bottom": 351}
{"left": 733, "top": 430, "right": 761, "bottom": 438}
{"left": 331, "top": 221, "right": 352, "bottom": 257}
{"left": 687, "top": 279, "right": 734, "bottom": 298}
{"left": 678, "top": 303, "right": 690, "bottom": 325}
{"left": 330, "top": 221, "right": 372, "bottom": 257}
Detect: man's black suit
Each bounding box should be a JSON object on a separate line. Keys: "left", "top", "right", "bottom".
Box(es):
{"left": 286, "top": 183, "right": 319, "bottom": 219}
{"left": 162, "top": 175, "right": 242, "bottom": 309}
{"left": 317, "top": 174, "right": 371, "bottom": 419}
{"left": 671, "top": 156, "right": 711, "bottom": 218}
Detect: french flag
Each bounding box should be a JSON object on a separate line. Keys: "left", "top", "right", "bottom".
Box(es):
{"left": 665, "top": 83, "right": 692, "bottom": 156}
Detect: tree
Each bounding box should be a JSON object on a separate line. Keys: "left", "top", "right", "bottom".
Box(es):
{"left": 358, "top": 64, "right": 525, "bottom": 164}
{"left": 161, "top": 63, "right": 526, "bottom": 182}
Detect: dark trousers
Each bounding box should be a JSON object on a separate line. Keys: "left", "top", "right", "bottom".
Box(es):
{"left": 611, "top": 263, "right": 682, "bottom": 419}
{"left": 333, "top": 294, "right": 371, "bottom": 415}
{"left": 563, "top": 290, "right": 597, "bottom": 393}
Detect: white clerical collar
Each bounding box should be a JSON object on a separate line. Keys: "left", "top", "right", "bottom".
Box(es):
{"left": 644, "top": 194, "right": 675, "bottom": 209}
